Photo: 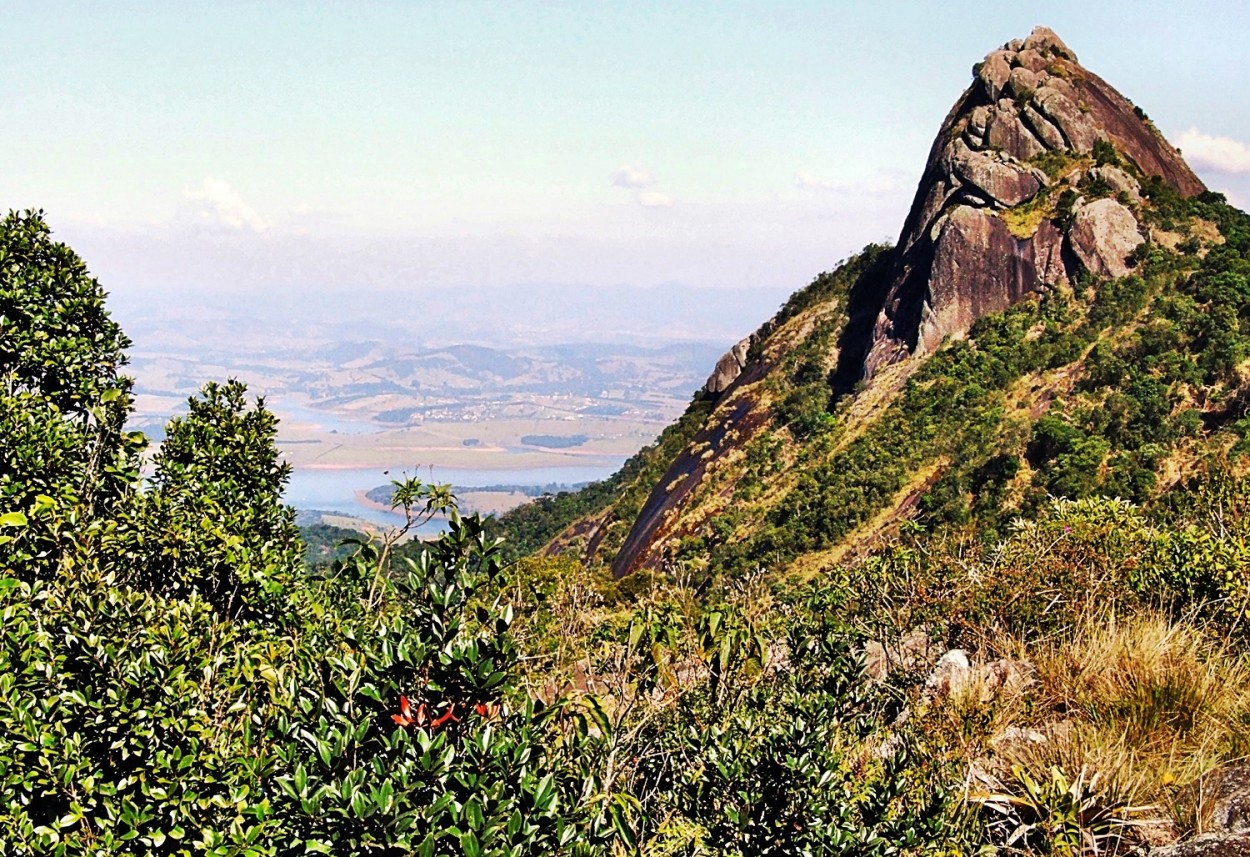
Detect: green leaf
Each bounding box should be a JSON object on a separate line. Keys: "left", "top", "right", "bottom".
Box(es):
{"left": 609, "top": 800, "right": 638, "bottom": 852}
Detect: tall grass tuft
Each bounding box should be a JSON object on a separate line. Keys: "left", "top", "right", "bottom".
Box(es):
{"left": 979, "top": 614, "right": 1250, "bottom": 847}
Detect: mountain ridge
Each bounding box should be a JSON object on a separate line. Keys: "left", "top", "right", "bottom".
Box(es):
{"left": 489, "top": 26, "right": 1248, "bottom": 585}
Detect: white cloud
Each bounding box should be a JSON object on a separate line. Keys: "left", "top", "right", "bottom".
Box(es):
{"left": 612, "top": 164, "right": 656, "bottom": 189}
{"left": 183, "top": 177, "right": 270, "bottom": 231}
{"left": 636, "top": 191, "right": 674, "bottom": 208}
{"left": 1176, "top": 127, "right": 1250, "bottom": 174}
{"left": 795, "top": 171, "right": 839, "bottom": 191}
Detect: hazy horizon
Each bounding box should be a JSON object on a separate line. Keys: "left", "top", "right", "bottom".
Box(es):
{"left": 7, "top": 1, "right": 1250, "bottom": 310}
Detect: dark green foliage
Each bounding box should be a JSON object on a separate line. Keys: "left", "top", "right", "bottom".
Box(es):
{"left": 768, "top": 244, "right": 892, "bottom": 332}
{"left": 300, "top": 522, "right": 365, "bottom": 569}
{"left": 629, "top": 592, "right": 966, "bottom": 855}
{"left": 0, "top": 211, "right": 145, "bottom": 582}
{"left": 0, "top": 212, "right": 626, "bottom": 855}
{"left": 1054, "top": 188, "right": 1079, "bottom": 227}
{"left": 266, "top": 515, "right": 620, "bottom": 854}
{"left": 0, "top": 210, "right": 130, "bottom": 418}
{"left": 136, "top": 380, "right": 303, "bottom": 623}
{"left": 1092, "top": 138, "right": 1121, "bottom": 168}
{"left": 722, "top": 295, "right": 1085, "bottom": 571}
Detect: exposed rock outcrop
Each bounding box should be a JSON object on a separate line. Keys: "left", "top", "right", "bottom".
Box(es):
{"left": 1069, "top": 197, "right": 1144, "bottom": 279}
{"left": 1148, "top": 763, "right": 1250, "bottom": 855}
{"left": 862, "top": 25, "right": 1204, "bottom": 377}
{"left": 603, "top": 26, "right": 1208, "bottom": 581}
{"left": 704, "top": 335, "right": 755, "bottom": 395}
{"left": 863, "top": 627, "right": 937, "bottom": 682}
{"left": 924, "top": 649, "right": 1032, "bottom": 701}
{"left": 1209, "top": 764, "right": 1250, "bottom": 836}
{"left": 1152, "top": 835, "right": 1250, "bottom": 857}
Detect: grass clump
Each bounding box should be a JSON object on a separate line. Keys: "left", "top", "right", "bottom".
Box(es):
{"left": 970, "top": 614, "right": 1250, "bottom": 849}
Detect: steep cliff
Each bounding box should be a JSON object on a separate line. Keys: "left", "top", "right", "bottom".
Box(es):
{"left": 863, "top": 26, "right": 1203, "bottom": 376}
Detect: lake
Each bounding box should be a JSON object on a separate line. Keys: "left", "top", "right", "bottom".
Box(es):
{"left": 284, "top": 461, "right": 624, "bottom": 528}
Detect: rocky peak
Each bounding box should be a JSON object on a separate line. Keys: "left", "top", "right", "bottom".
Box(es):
{"left": 862, "top": 26, "right": 1205, "bottom": 377}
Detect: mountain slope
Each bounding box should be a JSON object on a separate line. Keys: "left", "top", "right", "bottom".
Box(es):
{"left": 494, "top": 27, "right": 1250, "bottom": 585}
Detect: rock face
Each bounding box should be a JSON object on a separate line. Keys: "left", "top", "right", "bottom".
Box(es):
{"left": 603, "top": 27, "right": 1209, "bottom": 582}
{"left": 1210, "top": 764, "right": 1250, "bottom": 836}
{"left": 1150, "top": 763, "right": 1250, "bottom": 856}
{"left": 862, "top": 25, "right": 1204, "bottom": 377}
{"left": 1152, "top": 835, "right": 1250, "bottom": 857}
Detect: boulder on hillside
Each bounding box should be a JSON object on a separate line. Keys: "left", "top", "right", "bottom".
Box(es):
{"left": 704, "top": 334, "right": 755, "bottom": 395}
{"left": 1069, "top": 197, "right": 1144, "bottom": 280}
{"left": 1210, "top": 763, "right": 1250, "bottom": 835}
{"left": 1150, "top": 763, "right": 1250, "bottom": 856}
{"left": 1150, "top": 834, "right": 1250, "bottom": 857}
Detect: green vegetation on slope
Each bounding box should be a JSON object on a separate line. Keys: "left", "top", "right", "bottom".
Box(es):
{"left": 6, "top": 178, "right": 1250, "bottom": 856}
{"left": 497, "top": 190, "right": 1250, "bottom": 593}
{"left": 0, "top": 211, "right": 627, "bottom": 855}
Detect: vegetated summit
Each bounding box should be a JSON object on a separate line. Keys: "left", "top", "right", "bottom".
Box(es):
{"left": 493, "top": 25, "right": 1246, "bottom": 583}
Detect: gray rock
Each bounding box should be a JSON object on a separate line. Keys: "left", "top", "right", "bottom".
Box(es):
{"left": 950, "top": 141, "right": 1042, "bottom": 207}
{"left": 1210, "top": 763, "right": 1250, "bottom": 835}
{"left": 863, "top": 627, "right": 935, "bottom": 682}
{"left": 922, "top": 649, "right": 1032, "bottom": 702}
{"left": 990, "top": 725, "right": 1047, "bottom": 756}
{"left": 1033, "top": 220, "right": 1069, "bottom": 285}
{"left": 1151, "top": 834, "right": 1250, "bottom": 857}
{"left": 1007, "top": 66, "right": 1041, "bottom": 99}
{"left": 978, "top": 51, "right": 1013, "bottom": 100}
{"left": 983, "top": 658, "right": 1032, "bottom": 693}
{"left": 1014, "top": 48, "right": 1050, "bottom": 73}
{"left": 986, "top": 104, "right": 1047, "bottom": 160}
{"left": 1021, "top": 25, "right": 1076, "bottom": 61}
{"left": 925, "top": 649, "right": 973, "bottom": 697}
{"left": 1022, "top": 104, "right": 1068, "bottom": 151}
{"left": 968, "top": 105, "right": 992, "bottom": 137}
{"left": 704, "top": 335, "right": 754, "bottom": 394}
{"left": 1089, "top": 164, "right": 1142, "bottom": 203}
{"left": 1069, "top": 197, "right": 1143, "bottom": 280}
{"left": 913, "top": 206, "right": 1066, "bottom": 356}
{"left": 1033, "top": 86, "right": 1098, "bottom": 152}
{"left": 1041, "top": 74, "right": 1079, "bottom": 103}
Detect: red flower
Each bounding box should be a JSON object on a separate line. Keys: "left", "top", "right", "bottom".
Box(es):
{"left": 392, "top": 695, "right": 424, "bottom": 727}
{"left": 392, "top": 695, "right": 460, "bottom": 729}
{"left": 474, "top": 702, "right": 500, "bottom": 719}
{"left": 430, "top": 707, "right": 460, "bottom": 728}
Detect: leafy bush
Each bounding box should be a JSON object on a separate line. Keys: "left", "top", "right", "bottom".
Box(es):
{"left": 0, "top": 211, "right": 627, "bottom": 855}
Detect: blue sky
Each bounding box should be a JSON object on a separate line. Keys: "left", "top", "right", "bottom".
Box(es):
{"left": 5, "top": 1, "right": 1250, "bottom": 299}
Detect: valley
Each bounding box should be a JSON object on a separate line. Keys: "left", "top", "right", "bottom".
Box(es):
{"left": 113, "top": 285, "right": 784, "bottom": 520}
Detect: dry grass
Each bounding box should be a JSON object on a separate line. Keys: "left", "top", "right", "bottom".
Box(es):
{"left": 975, "top": 614, "right": 1250, "bottom": 845}
{"left": 1031, "top": 615, "right": 1250, "bottom": 758}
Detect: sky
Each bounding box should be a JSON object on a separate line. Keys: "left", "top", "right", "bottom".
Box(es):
{"left": 5, "top": 0, "right": 1250, "bottom": 304}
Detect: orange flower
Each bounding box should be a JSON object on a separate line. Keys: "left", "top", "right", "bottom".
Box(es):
{"left": 474, "top": 702, "right": 500, "bottom": 719}
{"left": 393, "top": 696, "right": 462, "bottom": 729}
